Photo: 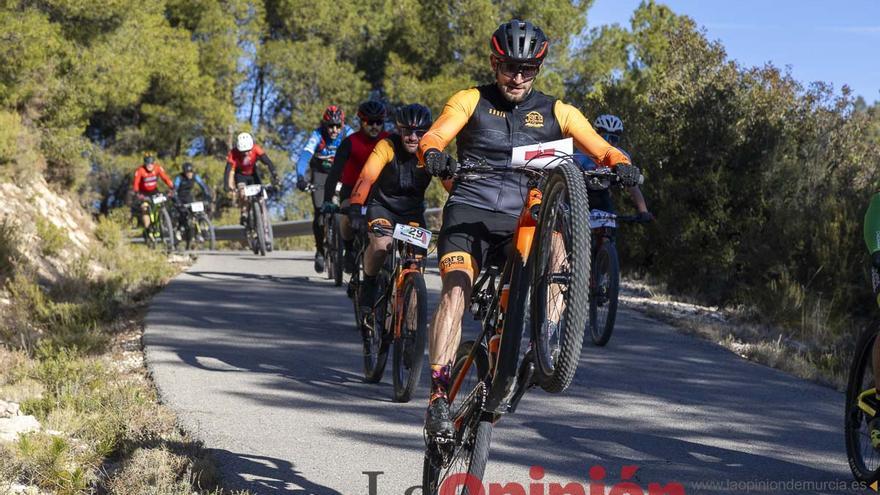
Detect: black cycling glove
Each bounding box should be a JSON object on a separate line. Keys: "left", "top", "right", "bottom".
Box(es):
{"left": 615, "top": 163, "right": 641, "bottom": 187}
{"left": 423, "top": 149, "right": 458, "bottom": 179}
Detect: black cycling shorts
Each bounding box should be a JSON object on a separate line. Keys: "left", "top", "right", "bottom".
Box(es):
{"left": 234, "top": 173, "right": 258, "bottom": 186}
{"left": 437, "top": 203, "right": 517, "bottom": 279}
{"left": 587, "top": 188, "right": 614, "bottom": 214}
{"left": 367, "top": 203, "right": 426, "bottom": 230}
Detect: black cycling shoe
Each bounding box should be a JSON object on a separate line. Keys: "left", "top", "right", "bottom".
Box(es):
{"left": 314, "top": 253, "right": 325, "bottom": 273}
{"left": 425, "top": 397, "right": 454, "bottom": 439}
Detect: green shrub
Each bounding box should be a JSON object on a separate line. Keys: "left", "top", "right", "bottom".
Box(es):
{"left": 94, "top": 215, "right": 123, "bottom": 249}
{"left": 0, "top": 216, "right": 20, "bottom": 277}
{"left": 36, "top": 215, "right": 67, "bottom": 257}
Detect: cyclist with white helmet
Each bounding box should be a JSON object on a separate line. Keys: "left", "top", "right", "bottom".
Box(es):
{"left": 576, "top": 114, "right": 652, "bottom": 220}
{"left": 225, "top": 132, "right": 280, "bottom": 224}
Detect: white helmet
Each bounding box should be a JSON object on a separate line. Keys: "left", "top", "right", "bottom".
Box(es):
{"left": 594, "top": 114, "right": 624, "bottom": 134}
{"left": 235, "top": 132, "right": 254, "bottom": 152}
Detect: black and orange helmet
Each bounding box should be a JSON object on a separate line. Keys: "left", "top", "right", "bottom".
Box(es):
{"left": 322, "top": 105, "right": 345, "bottom": 126}
{"left": 490, "top": 20, "right": 549, "bottom": 64}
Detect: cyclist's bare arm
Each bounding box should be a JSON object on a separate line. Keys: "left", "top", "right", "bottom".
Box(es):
{"left": 554, "top": 101, "right": 631, "bottom": 167}
{"left": 628, "top": 185, "right": 649, "bottom": 213}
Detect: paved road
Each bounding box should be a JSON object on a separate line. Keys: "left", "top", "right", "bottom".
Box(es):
{"left": 145, "top": 251, "right": 856, "bottom": 495}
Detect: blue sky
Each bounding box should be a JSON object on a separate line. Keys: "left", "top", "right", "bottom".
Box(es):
{"left": 588, "top": 0, "right": 880, "bottom": 103}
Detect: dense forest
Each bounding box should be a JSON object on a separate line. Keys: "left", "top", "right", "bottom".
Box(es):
{"left": 2, "top": 0, "right": 880, "bottom": 363}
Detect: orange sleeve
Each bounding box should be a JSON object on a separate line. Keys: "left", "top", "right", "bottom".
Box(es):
{"left": 351, "top": 139, "right": 394, "bottom": 206}
{"left": 132, "top": 168, "right": 143, "bottom": 193}
{"left": 554, "top": 101, "right": 631, "bottom": 167}
{"left": 417, "top": 88, "right": 481, "bottom": 162}
{"left": 158, "top": 165, "right": 174, "bottom": 188}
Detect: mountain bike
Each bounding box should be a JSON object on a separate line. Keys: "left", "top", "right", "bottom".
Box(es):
{"left": 845, "top": 193, "right": 880, "bottom": 484}
{"left": 176, "top": 200, "right": 216, "bottom": 251}
{"left": 240, "top": 183, "right": 274, "bottom": 256}
{"left": 584, "top": 168, "right": 651, "bottom": 346}
{"left": 423, "top": 152, "right": 599, "bottom": 493}
{"left": 360, "top": 222, "right": 431, "bottom": 402}
{"left": 141, "top": 192, "right": 175, "bottom": 252}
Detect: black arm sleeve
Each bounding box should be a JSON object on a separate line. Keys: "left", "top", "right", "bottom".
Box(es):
{"left": 258, "top": 153, "right": 277, "bottom": 179}
{"left": 324, "top": 137, "right": 351, "bottom": 202}
{"left": 224, "top": 163, "right": 233, "bottom": 190}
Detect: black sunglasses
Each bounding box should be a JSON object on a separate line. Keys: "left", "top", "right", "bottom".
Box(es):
{"left": 325, "top": 123, "right": 343, "bottom": 129}
{"left": 498, "top": 61, "right": 540, "bottom": 80}
{"left": 365, "top": 119, "right": 384, "bottom": 127}
{"left": 399, "top": 126, "right": 428, "bottom": 138}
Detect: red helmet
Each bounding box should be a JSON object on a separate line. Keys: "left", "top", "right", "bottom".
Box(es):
{"left": 322, "top": 105, "right": 345, "bottom": 126}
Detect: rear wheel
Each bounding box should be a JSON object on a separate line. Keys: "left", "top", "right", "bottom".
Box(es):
{"left": 589, "top": 240, "right": 620, "bottom": 346}
{"left": 362, "top": 272, "right": 391, "bottom": 383}
{"left": 423, "top": 341, "right": 492, "bottom": 495}
{"left": 392, "top": 273, "right": 428, "bottom": 402}
{"left": 530, "top": 161, "right": 591, "bottom": 393}
{"left": 845, "top": 323, "right": 880, "bottom": 483}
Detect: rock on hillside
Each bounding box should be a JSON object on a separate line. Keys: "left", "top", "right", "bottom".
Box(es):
{"left": 0, "top": 175, "right": 95, "bottom": 284}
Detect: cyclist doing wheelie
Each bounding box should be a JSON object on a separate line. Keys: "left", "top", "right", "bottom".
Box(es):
{"left": 324, "top": 101, "right": 390, "bottom": 273}
{"left": 576, "top": 114, "right": 652, "bottom": 221}
{"left": 133, "top": 152, "right": 175, "bottom": 232}
{"left": 296, "top": 105, "right": 355, "bottom": 273}
{"left": 418, "top": 19, "right": 640, "bottom": 439}
{"left": 174, "top": 162, "right": 213, "bottom": 236}
{"left": 350, "top": 103, "right": 435, "bottom": 349}
{"left": 225, "top": 132, "right": 280, "bottom": 225}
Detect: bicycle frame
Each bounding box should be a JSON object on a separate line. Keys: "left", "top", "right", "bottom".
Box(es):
{"left": 447, "top": 185, "right": 543, "bottom": 413}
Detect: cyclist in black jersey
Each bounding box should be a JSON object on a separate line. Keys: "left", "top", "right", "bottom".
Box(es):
{"left": 349, "top": 104, "right": 434, "bottom": 319}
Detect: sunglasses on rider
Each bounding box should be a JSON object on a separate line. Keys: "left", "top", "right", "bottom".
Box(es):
{"left": 325, "top": 123, "right": 342, "bottom": 130}
{"left": 398, "top": 126, "right": 428, "bottom": 138}
{"left": 365, "top": 119, "right": 384, "bottom": 127}
{"left": 497, "top": 61, "right": 541, "bottom": 80}
{"left": 601, "top": 132, "right": 621, "bottom": 145}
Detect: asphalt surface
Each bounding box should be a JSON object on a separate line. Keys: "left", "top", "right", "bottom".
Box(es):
{"left": 145, "top": 251, "right": 857, "bottom": 495}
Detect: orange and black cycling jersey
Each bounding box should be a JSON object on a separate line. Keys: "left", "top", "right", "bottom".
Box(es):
{"left": 351, "top": 134, "right": 433, "bottom": 216}
{"left": 418, "top": 84, "right": 631, "bottom": 216}
{"left": 133, "top": 164, "right": 173, "bottom": 194}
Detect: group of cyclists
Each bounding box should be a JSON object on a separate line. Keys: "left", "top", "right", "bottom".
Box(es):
{"left": 130, "top": 18, "right": 656, "bottom": 481}
{"left": 291, "top": 19, "right": 652, "bottom": 441}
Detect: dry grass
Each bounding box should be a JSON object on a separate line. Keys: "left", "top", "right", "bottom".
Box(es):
{"left": 1, "top": 212, "right": 251, "bottom": 494}
{"left": 621, "top": 278, "right": 849, "bottom": 390}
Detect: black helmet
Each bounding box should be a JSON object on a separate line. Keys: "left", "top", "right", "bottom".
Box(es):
{"left": 357, "top": 100, "right": 387, "bottom": 121}
{"left": 395, "top": 104, "right": 432, "bottom": 129}
{"left": 143, "top": 152, "right": 156, "bottom": 165}
{"left": 182, "top": 162, "right": 194, "bottom": 173}
{"left": 490, "top": 20, "right": 549, "bottom": 64}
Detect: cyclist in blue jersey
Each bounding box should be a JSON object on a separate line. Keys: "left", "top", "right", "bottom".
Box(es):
{"left": 575, "top": 114, "right": 653, "bottom": 220}
{"left": 295, "top": 105, "right": 355, "bottom": 272}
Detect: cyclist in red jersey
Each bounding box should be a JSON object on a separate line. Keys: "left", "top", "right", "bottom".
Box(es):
{"left": 224, "top": 132, "right": 280, "bottom": 224}
{"left": 323, "top": 101, "right": 390, "bottom": 272}
{"left": 132, "top": 152, "right": 174, "bottom": 231}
